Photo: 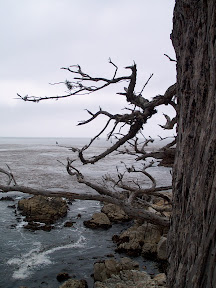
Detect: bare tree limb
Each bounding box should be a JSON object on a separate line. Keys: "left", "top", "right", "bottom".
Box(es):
{"left": 11, "top": 61, "right": 177, "bottom": 229}
{"left": 164, "top": 54, "right": 177, "bottom": 62}
{"left": 0, "top": 183, "right": 169, "bottom": 227}
{"left": 0, "top": 166, "right": 17, "bottom": 185}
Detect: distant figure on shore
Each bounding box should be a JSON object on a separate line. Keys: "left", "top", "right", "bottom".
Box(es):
{"left": 56, "top": 141, "right": 58, "bottom": 145}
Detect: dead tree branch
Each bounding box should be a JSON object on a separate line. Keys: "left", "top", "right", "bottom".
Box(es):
{"left": 0, "top": 166, "right": 17, "bottom": 185}
{"left": 9, "top": 61, "right": 177, "bottom": 228}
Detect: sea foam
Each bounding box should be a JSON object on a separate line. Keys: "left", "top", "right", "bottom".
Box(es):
{"left": 7, "top": 236, "right": 86, "bottom": 279}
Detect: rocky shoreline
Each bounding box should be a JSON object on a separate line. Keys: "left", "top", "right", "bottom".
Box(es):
{"left": 2, "top": 195, "right": 169, "bottom": 288}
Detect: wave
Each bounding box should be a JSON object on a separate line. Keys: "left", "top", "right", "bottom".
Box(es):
{"left": 7, "top": 235, "right": 86, "bottom": 280}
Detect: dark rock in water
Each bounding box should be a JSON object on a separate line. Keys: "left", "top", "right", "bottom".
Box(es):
{"left": 18, "top": 195, "right": 68, "bottom": 224}
{"left": 64, "top": 221, "right": 75, "bottom": 227}
{"left": 8, "top": 204, "right": 16, "bottom": 209}
{"left": 10, "top": 224, "right": 17, "bottom": 229}
{"left": 111, "top": 234, "right": 120, "bottom": 243}
{"left": 83, "top": 212, "right": 112, "bottom": 229}
{"left": 42, "top": 224, "right": 53, "bottom": 232}
{"left": 105, "top": 254, "right": 115, "bottom": 258}
{"left": 67, "top": 198, "right": 75, "bottom": 205}
{"left": 0, "top": 196, "right": 14, "bottom": 201}
{"left": 56, "top": 272, "right": 71, "bottom": 282}
{"left": 59, "top": 279, "right": 88, "bottom": 288}
{"left": 24, "top": 221, "right": 53, "bottom": 232}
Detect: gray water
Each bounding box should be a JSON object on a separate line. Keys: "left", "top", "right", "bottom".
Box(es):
{"left": 0, "top": 137, "right": 172, "bottom": 288}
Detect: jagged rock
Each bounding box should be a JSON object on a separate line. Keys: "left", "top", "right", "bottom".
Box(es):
{"left": 64, "top": 221, "right": 75, "bottom": 227}
{"left": 8, "top": 204, "right": 16, "bottom": 209}
{"left": 153, "top": 273, "right": 167, "bottom": 286}
{"left": 24, "top": 221, "right": 53, "bottom": 231}
{"left": 93, "top": 257, "right": 139, "bottom": 282}
{"left": 114, "top": 223, "right": 163, "bottom": 257}
{"left": 18, "top": 195, "right": 67, "bottom": 225}
{"left": 57, "top": 272, "right": 71, "bottom": 282}
{"left": 83, "top": 212, "right": 111, "bottom": 229}
{"left": 151, "top": 198, "right": 172, "bottom": 218}
{"left": 59, "top": 279, "right": 88, "bottom": 288}
{"left": 94, "top": 270, "right": 167, "bottom": 288}
{"left": 157, "top": 237, "right": 167, "bottom": 260}
{"left": 0, "top": 196, "right": 14, "bottom": 201}
{"left": 101, "top": 203, "right": 130, "bottom": 222}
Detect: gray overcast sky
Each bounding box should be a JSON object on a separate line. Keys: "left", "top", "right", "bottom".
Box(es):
{"left": 0, "top": 0, "right": 176, "bottom": 138}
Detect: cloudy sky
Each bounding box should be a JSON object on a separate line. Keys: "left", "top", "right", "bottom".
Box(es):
{"left": 0, "top": 0, "right": 176, "bottom": 138}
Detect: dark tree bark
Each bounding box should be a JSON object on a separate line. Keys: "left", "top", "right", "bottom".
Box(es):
{"left": 168, "top": 1, "right": 216, "bottom": 287}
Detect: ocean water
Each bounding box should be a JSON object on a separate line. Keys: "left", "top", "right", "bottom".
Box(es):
{"left": 0, "top": 137, "right": 172, "bottom": 288}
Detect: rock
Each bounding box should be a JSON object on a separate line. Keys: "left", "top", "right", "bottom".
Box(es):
{"left": 8, "top": 204, "right": 16, "bottom": 209}
{"left": 57, "top": 272, "right": 70, "bottom": 282}
{"left": 154, "top": 273, "right": 167, "bottom": 286}
{"left": 83, "top": 213, "right": 111, "bottom": 229}
{"left": 101, "top": 203, "right": 130, "bottom": 222}
{"left": 59, "top": 279, "right": 88, "bottom": 288}
{"left": 0, "top": 196, "right": 14, "bottom": 201}
{"left": 105, "top": 254, "right": 114, "bottom": 258}
{"left": 64, "top": 221, "right": 75, "bottom": 227}
{"left": 93, "top": 257, "right": 139, "bottom": 282}
{"left": 24, "top": 221, "right": 53, "bottom": 231}
{"left": 151, "top": 198, "right": 172, "bottom": 218}
{"left": 157, "top": 237, "right": 167, "bottom": 260}
{"left": 94, "top": 269, "right": 167, "bottom": 288}
{"left": 18, "top": 195, "right": 67, "bottom": 225}
{"left": 114, "top": 223, "right": 163, "bottom": 257}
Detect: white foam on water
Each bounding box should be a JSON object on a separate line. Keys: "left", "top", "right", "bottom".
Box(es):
{"left": 7, "top": 235, "right": 86, "bottom": 280}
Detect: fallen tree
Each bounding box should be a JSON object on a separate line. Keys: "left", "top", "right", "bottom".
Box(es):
{"left": 0, "top": 60, "right": 176, "bottom": 228}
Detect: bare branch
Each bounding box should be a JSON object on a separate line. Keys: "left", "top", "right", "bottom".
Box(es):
{"left": 0, "top": 183, "right": 169, "bottom": 227}
{"left": 164, "top": 54, "right": 177, "bottom": 62}
{"left": 139, "top": 73, "right": 154, "bottom": 95}
{"left": 0, "top": 166, "right": 17, "bottom": 185}
{"left": 108, "top": 57, "right": 118, "bottom": 79}
{"left": 159, "top": 114, "right": 177, "bottom": 130}
{"left": 14, "top": 61, "right": 176, "bottom": 229}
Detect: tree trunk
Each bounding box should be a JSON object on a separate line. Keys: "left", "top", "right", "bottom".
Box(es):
{"left": 168, "top": 1, "right": 216, "bottom": 287}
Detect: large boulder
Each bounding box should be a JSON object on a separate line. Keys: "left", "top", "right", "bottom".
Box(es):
{"left": 153, "top": 273, "right": 167, "bottom": 286}
{"left": 93, "top": 257, "right": 139, "bottom": 282}
{"left": 83, "top": 212, "right": 111, "bottom": 229}
{"left": 94, "top": 270, "right": 167, "bottom": 288}
{"left": 101, "top": 203, "right": 130, "bottom": 222}
{"left": 150, "top": 197, "right": 172, "bottom": 219}
{"left": 59, "top": 279, "right": 88, "bottom": 288}
{"left": 18, "top": 195, "right": 67, "bottom": 225}
{"left": 113, "top": 222, "right": 163, "bottom": 257}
